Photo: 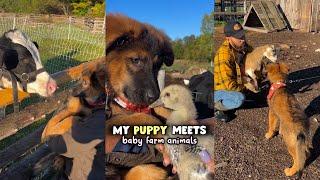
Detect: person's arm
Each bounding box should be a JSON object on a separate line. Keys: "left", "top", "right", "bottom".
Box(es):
{"left": 214, "top": 51, "right": 245, "bottom": 92}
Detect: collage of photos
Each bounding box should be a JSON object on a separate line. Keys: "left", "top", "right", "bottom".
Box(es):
{"left": 0, "top": 0, "right": 319, "bottom": 179}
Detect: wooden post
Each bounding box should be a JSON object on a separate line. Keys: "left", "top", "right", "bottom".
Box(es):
{"left": 12, "top": 14, "right": 16, "bottom": 30}
{"left": 244, "top": 0, "right": 247, "bottom": 13}
{"left": 232, "top": 0, "right": 237, "bottom": 12}
{"left": 317, "top": 3, "right": 320, "bottom": 32}
{"left": 311, "top": 0, "right": 320, "bottom": 32}
{"left": 68, "top": 16, "right": 72, "bottom": 40}
{"left": 221, "top": 0, "right": 225, "bottom": 12}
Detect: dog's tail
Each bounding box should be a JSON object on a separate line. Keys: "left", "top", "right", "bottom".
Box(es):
{"left": 125, "top": 164, "right": 167, "bottom": 180}
{"left": 295, "top": 132, "right": 310, "bottom": 171}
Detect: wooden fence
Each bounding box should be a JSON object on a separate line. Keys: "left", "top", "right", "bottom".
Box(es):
{"left": 0, "top": 13, "right": 105, "bottom": 33}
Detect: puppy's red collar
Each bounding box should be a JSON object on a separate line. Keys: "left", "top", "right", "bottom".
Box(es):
{"left": 267, "top": 82, "right": 286, "bottom": 100}
{"left": 114, "top": 96, "right": 151, "bottom": 113}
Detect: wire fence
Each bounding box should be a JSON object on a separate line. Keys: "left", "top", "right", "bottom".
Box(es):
{"left": 0, "top": 14, "right": 105, "bottom": 113}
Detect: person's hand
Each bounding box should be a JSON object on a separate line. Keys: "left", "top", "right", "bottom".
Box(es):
{"left": 156, "top": 144, "right": 177, "bottom": 174}
{"left": 206, "top": 160, "right": 215, "bottom": 174}
{"left": 244, "top": 82, "right": 260, "bottom": 93}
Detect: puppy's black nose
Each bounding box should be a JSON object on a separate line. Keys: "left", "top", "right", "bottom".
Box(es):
{"left": 146, "top": 89, "right": 159, "bottom": 104}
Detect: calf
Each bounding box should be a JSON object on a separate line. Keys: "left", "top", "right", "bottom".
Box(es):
{"left": 0, "top": 29, "right": 57, "bottom": 97}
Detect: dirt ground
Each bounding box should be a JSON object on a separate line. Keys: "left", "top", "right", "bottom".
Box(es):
{"left": 213, "top": 28, "right": 320, "bottom": 179}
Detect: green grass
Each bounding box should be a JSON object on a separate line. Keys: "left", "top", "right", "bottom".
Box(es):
{"left": 0, "top": 21, "right": 104, "bottom": 73}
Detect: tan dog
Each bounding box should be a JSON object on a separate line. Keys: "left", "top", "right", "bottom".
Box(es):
{"left": 244, "top": 45, "right": 277, "bottom": 93}
{"left": 265, "top": 63, "right": 311, "bottom": 176}
{"left": 125, "top": 164, "right": 167, "bottom": 180}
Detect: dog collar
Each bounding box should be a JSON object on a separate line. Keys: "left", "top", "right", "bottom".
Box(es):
{"left": 267, "top": 82, "right": 286, "bottom": 100}
{"left": 114, "top": 96, "right": 150, "bottom": 113}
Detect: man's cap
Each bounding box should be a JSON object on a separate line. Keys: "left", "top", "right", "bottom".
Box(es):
{"left": 224, "top": 21, "right": 245, "bottom": 40}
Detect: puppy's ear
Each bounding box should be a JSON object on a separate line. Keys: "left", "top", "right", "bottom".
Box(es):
{"left": 106, "top": 32, "right": 134, "bottom": 55}
{"left": 159, "top": 41, "right": 174, "bottom": 67}
{"left": 279, "top": 63, "right": 290, "bottom": 74}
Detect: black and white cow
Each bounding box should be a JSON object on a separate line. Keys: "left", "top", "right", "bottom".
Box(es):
{"left": 0, "top": 29, "right": 57, "bottom": 97}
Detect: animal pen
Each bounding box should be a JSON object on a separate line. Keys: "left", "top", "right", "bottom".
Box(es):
{"left": 0, "top": 13, "right": 105, "bottom": 178}
{"left": 214, "top": 0, "right": 320, "bottom": 33}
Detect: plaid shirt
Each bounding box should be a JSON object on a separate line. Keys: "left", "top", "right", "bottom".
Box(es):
{"left": 214, "top": 40, "right": 250, "bottom": 92}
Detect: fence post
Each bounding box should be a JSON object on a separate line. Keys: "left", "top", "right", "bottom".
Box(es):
{"left": 68, "top": 16, "right": 71, "bottom": 40}
{"left": 244, "top": 0, "right": 247, "bottom": 13}
{"left": 13, "top": 14, "right": 16, "bottom": 30}
{"left": 23, "top": 15, "right": 27, "bottom": 30}
{"left": 103, "top": 15, "right": 106, "bottom": 32}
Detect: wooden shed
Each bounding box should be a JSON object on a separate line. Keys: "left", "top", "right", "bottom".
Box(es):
{"left": 242, "top": 1, "right": 289, "bottom": 33}
{"left": 275, "top": 0, "right": 320, "bottom": 32}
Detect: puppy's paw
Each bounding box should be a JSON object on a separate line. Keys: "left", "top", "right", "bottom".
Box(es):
{"left": 284, "top": 167, "right": 297, "bottom": 176}
{"left": 265, "top": 132, "right": 275, "bottom": 139}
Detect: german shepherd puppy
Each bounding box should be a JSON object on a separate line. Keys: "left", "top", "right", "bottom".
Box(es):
{"left": 105, "top": 13, "right": 174, "bottom": 130}
{"left": 41, "top": 64, "right": 105, "bottom": 142}
{"left": 265, "top": 63, "right": 311, "bottom": 176}
{"left": 105, "top": 14, "right": 175, "bottom": 179}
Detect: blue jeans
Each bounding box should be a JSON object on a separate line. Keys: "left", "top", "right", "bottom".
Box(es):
{"left": 214, "top": 90, "right": 245, "bottom": 111}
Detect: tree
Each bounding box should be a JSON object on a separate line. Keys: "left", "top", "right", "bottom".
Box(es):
{"left": 88, "top": 2, "right": 105, "bottom": 17}
{"left": 171, "top": 11, "right": 214, "bottom": 62}
{"left": 71, "top": 1, "right": 91, "bottom": 16}
{"left": 200, "top": 12, "right": 215, "bottom": 35}
{"left": 172, "top": 39, "right": 185, "bottom": 59}
{"left": 0, "top": 0, "right": 105, "bottom": 17}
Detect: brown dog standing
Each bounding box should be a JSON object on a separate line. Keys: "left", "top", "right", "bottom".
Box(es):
{"left": 265, "top": 63, "right": 311, "bottom": 176}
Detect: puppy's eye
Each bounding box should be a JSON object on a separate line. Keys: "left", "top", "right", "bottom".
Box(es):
{"left": 130, "top": 57, "right": 141, "bottom": 65}
{"left": 165, "top": 92, "right": 170, "bottom": 97}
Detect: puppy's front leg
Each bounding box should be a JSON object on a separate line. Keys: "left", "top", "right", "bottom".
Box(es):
{"left": 265, "top": 109, "right": 278, "bottom": 139}
{"left": 42, "top": 116, "right": 80, "bottom": 142}
{"left": 42, "top": 110, "right": 73, "bottom": 142}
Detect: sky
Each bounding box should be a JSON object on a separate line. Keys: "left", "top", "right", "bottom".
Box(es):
{"left": 106, "top": 0, "right": 214, "bottom": 40}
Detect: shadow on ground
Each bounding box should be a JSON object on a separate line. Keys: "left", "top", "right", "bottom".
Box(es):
{"left": 305, "top": 95, "right": 320, "bottom": 167}
{"left": 287, "top": 66, "right": 320, "bottom": 94}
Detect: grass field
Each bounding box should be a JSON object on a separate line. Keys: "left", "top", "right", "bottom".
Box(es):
{"left": 0, "top": 19, "right": 104, "bottom": 74}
